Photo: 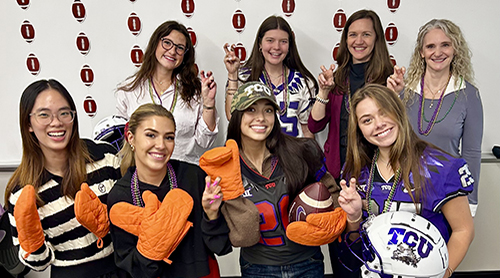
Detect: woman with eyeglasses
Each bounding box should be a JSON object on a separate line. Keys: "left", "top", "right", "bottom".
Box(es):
{"left": 116, "top": 20, "right": 218, "bottom": 165}
{"left": 4, "top": 79, "right": 123, "bottom": 277}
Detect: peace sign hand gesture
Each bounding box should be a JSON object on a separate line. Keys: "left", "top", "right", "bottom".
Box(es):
{"left": 223, "top": 43, "right": 241, "bottom": 76}
{"left": 338, "top": 178, "right": 363, "bottom": 221}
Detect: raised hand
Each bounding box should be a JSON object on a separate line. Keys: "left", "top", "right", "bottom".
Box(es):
{"left": 223, "top": 43, "right": 241, "bottom": 75}
{"left": 200, "top": 70, "right": 216, "bottom": 106}
{"left": 387, "top": 65, "right": 406, "bottom": 93}
{"left": 202, "top": 176, "right": 223, "bottom": 220}
{"left": 318, "top": 64, "right": 336, "bottom": 92}
{"left": 338, "top": 178, "right": 363, "bottom": 221}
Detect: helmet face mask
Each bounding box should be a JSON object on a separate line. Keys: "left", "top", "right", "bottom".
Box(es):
{"left": 345, "top": 211, "right": 449, "bottom": 278}
{"left": 93, "top": 115, "right": 128, "bottom": 150}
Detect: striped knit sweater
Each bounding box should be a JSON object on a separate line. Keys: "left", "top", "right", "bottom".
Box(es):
{"left": 7, "top": 139, "right": 121, "bottom": 278}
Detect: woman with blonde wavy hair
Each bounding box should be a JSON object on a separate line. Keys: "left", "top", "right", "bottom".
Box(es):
{"left": 390, "top": 19, "right": 483, "bottom": 217}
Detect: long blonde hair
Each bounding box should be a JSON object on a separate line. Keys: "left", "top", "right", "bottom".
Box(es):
{"left": 119, "top": 103, "right": 176, "bottom": 175}
{"left": 403, "top": 19, "right": 474, "bottom": 104}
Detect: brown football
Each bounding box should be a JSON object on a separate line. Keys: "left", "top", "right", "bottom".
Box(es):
{"left": 288, "top": 182, "right": 334, "bottom": 223}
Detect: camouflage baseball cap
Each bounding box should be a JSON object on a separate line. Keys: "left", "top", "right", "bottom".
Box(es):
{"left": 230, "top": 81, "right": 280, "bottom": 114}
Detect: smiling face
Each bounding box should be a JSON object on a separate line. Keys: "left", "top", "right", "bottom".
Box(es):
{"left": 259, "top": 29, "right": 289, "bottom": 67}
{"left": 356, "top": 97, "right": 398, "bottom": 153}
{"left": 347, "top": 18, "right": 376, "bottom": 64}
{"left": 420, "top": 28, "right": 455, "bottom": 74}
{"left": 128, "top": 115, "right": 175, "bottom": 176}
{"left": 240, "top": 99, "right": 276, "bottom": 146}
{"left": 29, "top": 88, "right": 73, "bottom": 157}
{"left": 155, "top": 30, "right": 187, "bottom": 73}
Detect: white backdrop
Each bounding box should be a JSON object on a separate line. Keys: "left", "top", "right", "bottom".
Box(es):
{"left": 0, "top": 0, "right": 499, "bottom": 167}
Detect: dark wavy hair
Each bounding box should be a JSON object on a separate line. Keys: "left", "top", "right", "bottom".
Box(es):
{"left": 333, "top": 9, "right": 393, "bottom": 94}
{"left": 118, "top": 20, "right": 200, "bottom": 107}
{"left": 242, "top": 15, "right": 318, "bottom": 96}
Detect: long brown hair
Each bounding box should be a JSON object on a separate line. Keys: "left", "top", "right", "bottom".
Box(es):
{"left": 119, "top": 103, "right": 176, "bottom": 175}
{"left": 5, "top": 79, "right": 90, "bottom": 206}
{"left": 333, "top": 9, "right": 393, "bottom": 94}
{"left": 343, "top": 84, "right": 431, "bottom": 208}
{"left": 242, "top": 15, "right": 318, "bottom": 96}
{"left": 118, "top": 21, "right": 200, "bottom": 107}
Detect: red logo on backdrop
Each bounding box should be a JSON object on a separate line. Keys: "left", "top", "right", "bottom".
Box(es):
{"left": 181, "top": 0, "right": 195, "bottom": 18}
{"left": 234, "top": 42, "right": 247, "bottom": 65}
{"left": 385, "top": 23, "right": 398, "bottom": 46}
{"left": 232, "top": 10, "right": 246, "bottom": 33}
{"left": 390, "top": 54, "right": 397, "bottom": 66}
{"left": 83, "top": 95, "right": 97, "bottom": 118}
{"left": 80, "top": 65, "right": 94, "bottom": 86}
{"left": 20, "top": 20, "right": 35, "bottom": 43}
{"left": 333, "top": 9, "right": 347, "bottom": 32}
{"left": 130, "top": 45, "right": 144, "bottom": 67}
{"left": 187, "top": 27, "right": 197, "bottom": 47}
{"left": 76, "top": 32, "right": 91, "bottom": 55}
{"left": 72, "top": 0, "right": 86, "bottom": 23}
{"left": 282, "top": 0, "right": 295, "bottom": 17}
{"left": 17, "top": 0, "right": 30, "bottom": 10}
{"left": 128, "top": 12, "right": 142, "bottom": 36}
{"left": 332, "top": 42, "right": 340, "bottom": 61}
{"left": 387, "top": 0, "right": 401, "bottom": 13}
{"left": 26, "top": 53, "right": 40, "bottom": 75}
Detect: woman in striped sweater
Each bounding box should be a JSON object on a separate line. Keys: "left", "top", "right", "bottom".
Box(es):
{"left": 4, "top": 79, "right": 123, "bottom": 278}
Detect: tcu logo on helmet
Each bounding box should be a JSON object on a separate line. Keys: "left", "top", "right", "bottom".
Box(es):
{"left": 181, "top": 0, "right": 195, "bottom": 18}
{"left": 282, "top": 0, "right": 295, "bottom": 17}
{"left": 76, "top": 32, "right": 90, "bottom": 55}
{"left": 388, "top": 227, "right": 434, "bottom": 265}
{"left": 232, "top": 10, "right": 246, "bottom": 33}
{"left": 332, "top": 42, "right": 340, "bottom": 61}
{"left": 130, "top": 45, "right": 144, "bottom": 67}
{"left": 20, "top": 20, "right": 35, "bottom": 43}
{"left": 387, "top": 0, "right": 401, "bottom": 13}
{"left": 385, "top": 22, "right": 398, "bottom": 46}
{"left": 72, "top": 0, "right": 86, "bottom": 23}
{"left": 80, "top": 65, "right": 94, "bottom": 87}
{"left": 26, "top": 53, "right": 40, "bottom": 75}
{"left": 83, "top": 95, "right": 97, "bottom": 118}
{"left": 333, "top": 9, "right": 346, "bottom": 32}
{"left": 234, "top": 42, "right": 246, "bottom": 65}
{"left": 128, "top": 12, "right": 142, "bottom": 36}
{"left": 187, "top": 27, "right": 197, "bottom": 47}
{"left": 17, "top": 0, "right": 30, "bottom": 10}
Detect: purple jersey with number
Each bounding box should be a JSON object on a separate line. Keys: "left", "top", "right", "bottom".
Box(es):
{"left": 351, "top": 147, "right": 473, "bottom": 242}
{"left": 239, "top": 156, "right": 320, "bottom": 265}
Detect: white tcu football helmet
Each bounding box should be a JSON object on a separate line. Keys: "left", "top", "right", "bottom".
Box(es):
{"left": 347, "top": 211, "right": 448, "bottom": 278}
{"left": 93, "top": 115, "right": 128, "bottom": 150}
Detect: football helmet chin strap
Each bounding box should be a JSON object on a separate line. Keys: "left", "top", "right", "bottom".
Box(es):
{"left": 342, "top": 211, "right": 448, "bottom": 278}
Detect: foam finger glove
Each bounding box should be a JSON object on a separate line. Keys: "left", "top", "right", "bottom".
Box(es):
{"left": 137, "top": 189, "right": 194, "bottom": 263}
{"left": 109, "top": 191, "right": 160, "bottom": 237}
{"left": 200, "top": 139, "right": 244, "bottom": 201}
{"left": 75, "top": 183, "right": 109, "bottom": 248}
{"left": 13, "top": 185, "right": 45, "bottom": 258}
{"left": 286, "top": 207, "right": 347, "bottom": 246}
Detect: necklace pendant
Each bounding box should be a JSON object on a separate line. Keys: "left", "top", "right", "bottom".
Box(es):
{"left": 429, "top": 101, "right": 434, "bottom": 109}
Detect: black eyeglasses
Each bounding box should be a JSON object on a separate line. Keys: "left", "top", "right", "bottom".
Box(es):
{"left": 30, "top": 109, "right": 76, "bottom": 125}
{"left": 161, "top": 38, "right": 188, "bottom": 55}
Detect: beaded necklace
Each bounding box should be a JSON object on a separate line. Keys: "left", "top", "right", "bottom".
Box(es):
{"left": 417, "top": 73, "right": 452, "bottom": 136}
{"left": 149, "top": 77, "right": 178, "bottom": 112}
{"left": 263, "top": 66, "right": 289, "bottom": 116}
{"left": 130, "top": 163, "right": 178, "bottom": 207}
{"left": 423, "top": 77, "right": 462, "bottom": 124}
{"left": 366, "top": 149, "right": 402, "bottom": 216}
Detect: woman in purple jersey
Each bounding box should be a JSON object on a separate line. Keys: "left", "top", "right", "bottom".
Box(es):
{"left": 338, "top": 84, "right": 474, "bottom": 278}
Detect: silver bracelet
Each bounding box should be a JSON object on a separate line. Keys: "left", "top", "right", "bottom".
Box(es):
{"left": 315, "top": 95, "right": 329, "bottom": 104}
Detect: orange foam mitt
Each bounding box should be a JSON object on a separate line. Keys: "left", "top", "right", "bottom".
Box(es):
{"left": 110, "top": 189, "right": 193, "bottom": 263}
{"left": 286, "top": 207, "right": 347, "bottom": 246}
{"left": 13, "top": 185, "right": 45, "bottom": 258}
{"left": 199, "top": 139, "right": 244, "bottom": 201}
{"left": 74, "top": 183, "right": 109, "bottom": 248}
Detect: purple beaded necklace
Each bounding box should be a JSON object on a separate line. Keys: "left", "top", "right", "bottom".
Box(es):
{"left": 130, "top": 163, "right": 178, "bottom": 207}
{"left": 263, "top": 66, "right": 289, "bottom": 116}
{"left": 418, "top": 74, "right": 451, "bottom": 136}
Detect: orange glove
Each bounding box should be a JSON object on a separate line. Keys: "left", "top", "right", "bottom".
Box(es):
{"left": 74, "top": 183, "right": 109, "bottom": 248}
{"left": 286, "top": 207, "right": 347, "bottom": 246}
{"left": 110, "top": 189, "right": 193, "bottom": 263}
{"left": 13, "top": 185, "right": 45, "bottom": 258}
{"left": 199, "top": 139, "right": 244, "bottom": 201}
